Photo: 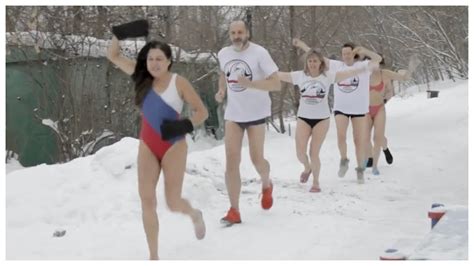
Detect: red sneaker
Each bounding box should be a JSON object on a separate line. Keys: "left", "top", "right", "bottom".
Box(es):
{"left": 261, "top": 182, "right": 273, "bottom": 210}
{"left": 220, "top": 207, "right": 241, "bottom": 226}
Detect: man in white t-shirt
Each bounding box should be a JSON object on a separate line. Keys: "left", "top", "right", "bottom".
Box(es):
{"left": 293, "top": 39, "right": 381, "bottom": 184}
{"left": 215, "top": 20, "right": 280, "bottom": 226}
{"left": 329, "top": 43, "right": 381, "bottom": 184}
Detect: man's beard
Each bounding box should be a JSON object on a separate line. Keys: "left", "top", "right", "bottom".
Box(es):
{"left": 232, "top": 38, "right": 248, "bottom": 51}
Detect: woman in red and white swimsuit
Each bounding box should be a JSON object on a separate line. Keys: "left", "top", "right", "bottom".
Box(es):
{"left": 107, "top": 20, "right": 209, "bottom": 260}
{"left": 366, "top": 55, "right": 420, "bottom": 175}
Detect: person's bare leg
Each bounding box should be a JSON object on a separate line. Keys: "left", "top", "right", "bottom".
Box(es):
{"left": 224, "top": 121, "right": 245, "bottom": 210}
{"left": 162, "top": 140, "right": 205, "bottom": 240}
{"left": 309, "top": 119, "right": 330, "bottom": 189}
{"left": 137, "top": 141, "right": 161, "bottom": 260}
{"left": 383, "top": 136, "right": 388, "bottom": 150}
{"left": 295, "top": 119, "right": 312, "bottom": 176}
{"left": 366, "top": 115, "right": 374, "bottom": 162}
{"left": 383, "top": 109, "right": 389, "bottom": 150}
{"left": 335, "top": 114, "right": 350, "bottom": 160}
{"left": 247, "top": 123, "right": 271, "bottom": 188}
{"left": 335, "top": 114, "right": 350, "bottom": 177}
{"left": 372, "top": 107, "right": 386, "bottom": 172}
{"left": 352, "top": 115, "right": 369, "bottom": 169}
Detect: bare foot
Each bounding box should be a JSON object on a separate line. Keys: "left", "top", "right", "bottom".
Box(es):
{"left": 309, "top": 185, "right": 321, "bottom": 193}
{"left": 300, "top": 170, "right": 312, "bottom": 183}
{"left": 192, "top": 210, "right": 206, "bottom": 240}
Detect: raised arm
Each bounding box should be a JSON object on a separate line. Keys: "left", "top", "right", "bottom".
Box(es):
{"left": 292, "top": 38, "right": 311, "bottom": 53}
{"left": 106, "top": 36, "right": 136, "bottom": 76}
{"left": 382, "top": 69, "right": 410, "bottom": 81}
{"left": 353, "top": 46, "right": 382, "bottom": 64}
{"left": 277, "top": 71, "right": 293, "bottom": 84}
{"left": 334, "top": 61, "right": 379, "bottom": 83}
{"left": 383, "top": 54, "right": 421, "bottom": 81}
{"left": 293, "top": 38, "right": 331, "bottom": 69}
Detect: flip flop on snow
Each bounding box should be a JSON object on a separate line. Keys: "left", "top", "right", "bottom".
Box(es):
{"left": 309, "top": 186, "right": 321, "bottom": 193}
{"left": 300, "top": 170, "right": 312, "bottom": 183}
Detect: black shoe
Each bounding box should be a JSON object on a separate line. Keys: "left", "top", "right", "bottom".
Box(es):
{"left": 366, "top": 157, "right": 373, "bottom": 168}
{"left": 383, "top": 148, "right": 393, "bottom": 164}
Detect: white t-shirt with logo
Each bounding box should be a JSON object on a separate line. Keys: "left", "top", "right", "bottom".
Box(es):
{"left": 290, "top": 70, "right": 335, "bottom": 119}
{"left": 218, "top": 42, "right": 279, "bottom": 122}
{"left": 329, "top": 60, "right": 371, "bottom": 114}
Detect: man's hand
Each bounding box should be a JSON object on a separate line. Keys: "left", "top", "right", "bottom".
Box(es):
{"left": 353, "top": 46, "right": 364, "bottom": 57}
{"left": 398, "top": 69, "right": 408, "bottom": 75}
{"left": 237, "top": 76, "right": 252, "bottom": 88}
{"left": 292, "top": 38, "right": 303, "bottom": 47}
{"left": 215, "top": 89, "right": 225, "bottom": 103}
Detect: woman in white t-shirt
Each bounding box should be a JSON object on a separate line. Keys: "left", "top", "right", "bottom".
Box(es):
{"left": 278, "top": 49, "right": 378, "bottom": 192}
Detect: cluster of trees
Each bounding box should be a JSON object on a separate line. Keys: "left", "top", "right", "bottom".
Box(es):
{"left": 6, "top": 6, "right": 468, "bottom": 163}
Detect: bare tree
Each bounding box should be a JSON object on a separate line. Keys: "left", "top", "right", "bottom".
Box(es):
{"left": 6, "top": 6, "right": 468, "bottom": 164}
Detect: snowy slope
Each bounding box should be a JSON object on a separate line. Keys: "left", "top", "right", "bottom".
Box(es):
{"left": 6, "top": 80, "right": 468, "bottom": 260}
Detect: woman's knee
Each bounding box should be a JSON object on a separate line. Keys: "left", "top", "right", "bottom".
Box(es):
{"left": 309, "top": 154, "right": 320, "bottom": 164}
{"left": 225, "top": 151, "right": 241, "bottom": 168}
{"left": 166, "top": 199, "right": 180, "bottom": 212}
{"left": 354, "top": 136, "right": 366, "bottom": 148}
{"left": 296, "top": 150, "right": 307, "bottom": 162}
{"left": 337, "top": 129, "right": 347, "bottom": 142}
{"left": 226, "top": 160, "right": 241, "bottom": 174}
{"left": 166, "top": 196, "right": 187, "bottom": 213}
{"left": 366, "top": 131, "right": 372, "bottom": 142}
{"left": 140, "top": 194, "right": 157, "bottom": 210}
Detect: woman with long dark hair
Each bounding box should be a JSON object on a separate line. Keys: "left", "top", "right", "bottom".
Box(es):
{"left": 107, "top": 21, "right": 208, "bottom": 260}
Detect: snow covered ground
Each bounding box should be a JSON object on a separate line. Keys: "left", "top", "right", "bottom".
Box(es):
{"left": 5, "top": 79, "right": 468, "bottom": 260}
{"left": 5, "top": 158, "right": 24, "bottom": 175}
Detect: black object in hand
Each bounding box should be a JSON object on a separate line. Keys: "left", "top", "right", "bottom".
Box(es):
{"left": 112, "top": 19, "right": 149, "bottom": 40}
{"left": 160, "top": 119, "right": 194, "bottom": 140}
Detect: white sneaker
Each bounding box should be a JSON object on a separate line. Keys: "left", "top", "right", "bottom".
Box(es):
{"left": 338, "top": 158, "right": 349, "bottom": 177}
{"left": 356, "top": 167, "right": 365, "bottom": 184}
{"left": 372, "top": 167, "right": 380, "bottom": 175}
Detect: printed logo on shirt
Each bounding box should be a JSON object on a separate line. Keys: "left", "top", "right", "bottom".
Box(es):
{"left": 224, "top": 59, "right": 253, "bottom": 92}
{"left": 300, "top": 80, "right": 327, "bottom": 105}
{"left": 337, "top": 76, "right": 359, "bottom": 93}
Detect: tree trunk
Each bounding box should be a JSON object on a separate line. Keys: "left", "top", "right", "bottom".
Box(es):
{"left": 72, "top": 6, "right": 82, "bottom": 34}
{"left": 96, "top": 6, "right": 108, "bottom": 38}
